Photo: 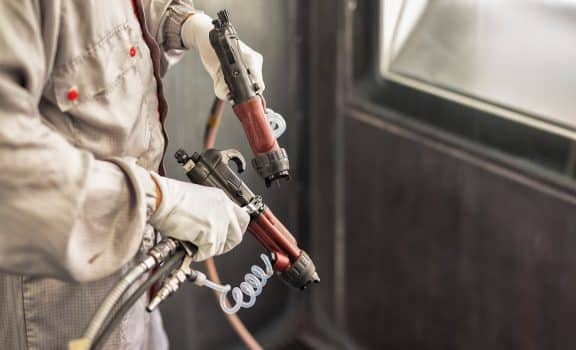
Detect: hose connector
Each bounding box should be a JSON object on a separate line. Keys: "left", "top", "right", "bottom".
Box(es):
{"left": 147, "top": 238, "right": 180, "bottom": 265}
{"left": 147, "top": 255, "right": 196, "bottom": 312}
{"left": 277, "top": 250, "right": 320, "bottom": 290}
{"left": 251, "top": 148, "right": 290, "bottom": 187}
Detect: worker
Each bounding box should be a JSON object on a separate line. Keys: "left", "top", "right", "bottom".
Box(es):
{"left": 0, "top": 1, "right": 265, "bottom": 349}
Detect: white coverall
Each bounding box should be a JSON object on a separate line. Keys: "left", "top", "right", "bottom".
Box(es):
{"left": 0, "top": 0, "right": 223, "bottom": 348}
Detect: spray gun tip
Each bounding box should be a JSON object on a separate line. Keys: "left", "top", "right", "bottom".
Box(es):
{"left": 217, "top": 10, "right": 230, "bottom": 24}
{"left": 175, "top": 149, "right": 190, "bottom": 164}
{"left": 312, "top": 273, "right": 320, "bottom": 283}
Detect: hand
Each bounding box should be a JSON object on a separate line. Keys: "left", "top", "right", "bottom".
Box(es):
{"left": 149, "top": 173, "right": 250, "bottom": 261}
{"left": 181, "top": 12, "right": 265, "bottom": 101}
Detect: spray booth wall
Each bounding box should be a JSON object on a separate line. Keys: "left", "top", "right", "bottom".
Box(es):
{"left": 307, "top": 1, "right": 576, "bottom": 349}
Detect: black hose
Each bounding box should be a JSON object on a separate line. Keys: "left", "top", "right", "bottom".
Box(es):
{"left": 92, "top": 250, "right": 186, "bottom": 350}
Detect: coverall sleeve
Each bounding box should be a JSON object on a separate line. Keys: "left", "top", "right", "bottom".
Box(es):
{"left": 141, "top": 0, "right": 198, "bottom": 73}
{"left": 0, "top": 1, "right": 157, "bottom": 282}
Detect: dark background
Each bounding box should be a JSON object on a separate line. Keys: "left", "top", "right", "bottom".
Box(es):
{"left": 160, "top": 1, "right": 576, "bottom": 349}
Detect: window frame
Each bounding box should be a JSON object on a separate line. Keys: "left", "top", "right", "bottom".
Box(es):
{"left": 378, "top": 0, "right": 576, "bottom": 138}
{"left": 341, "top": 0, "right": 576, "bottom": 184}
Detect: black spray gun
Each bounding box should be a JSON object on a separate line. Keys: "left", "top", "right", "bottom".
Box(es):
{"left": 210, "top": 10, "right": 290, "bottom": 187}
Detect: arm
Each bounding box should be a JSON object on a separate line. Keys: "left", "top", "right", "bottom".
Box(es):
{"left": 0, "top": 1, "right": 158, "bottom": 282}
{"left": 140, "top": 0, "right": 197, "bottom": 72}
{"left": 141, "top": 0, "right": 264, "bottom": 100}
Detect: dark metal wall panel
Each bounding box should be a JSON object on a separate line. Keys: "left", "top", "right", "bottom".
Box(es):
{"left": 307, "top": 0, "right": 347, "bottom": 335}
{"left": 305, "top": 1, "right": 576, "bottom": 349}
{"left": 344, "top": 114, "right": 576, "bottom": 350}
{"left": 159, "top": 1, "right": 308, "bottom": 348}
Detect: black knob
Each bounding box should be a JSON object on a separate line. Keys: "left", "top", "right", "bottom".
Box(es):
{"left": 175, "top": 149, "right": 190, "bottom": 164}
{"left": 217, "top": 10, "right": 230, "bottom": 24}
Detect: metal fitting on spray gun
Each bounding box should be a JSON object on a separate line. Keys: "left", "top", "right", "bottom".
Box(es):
{"left": 209, "top": 10, "right": 290, "bottom": 187}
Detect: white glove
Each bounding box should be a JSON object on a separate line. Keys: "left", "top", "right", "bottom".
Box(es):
{"left": 181, "top": 12, "right": 265, "bottom": 101}
{"left": 149, "top": 173, "right": 250, "bottom": 261}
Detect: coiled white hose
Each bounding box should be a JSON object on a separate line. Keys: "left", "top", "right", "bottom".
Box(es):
{"left": 194, "top": 254, "right": 274, "bottom": 314}
{"left": 265, "top": 109, "right": 287, "bottom": 138}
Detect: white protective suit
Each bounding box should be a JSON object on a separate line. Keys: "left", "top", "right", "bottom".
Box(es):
{"left": 0, "top": 0, "right": 247, "bottom": 348}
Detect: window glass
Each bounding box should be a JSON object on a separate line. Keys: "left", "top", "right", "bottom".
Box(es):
{"left": 381, "top": 0, "right": 576, "bottom": 131}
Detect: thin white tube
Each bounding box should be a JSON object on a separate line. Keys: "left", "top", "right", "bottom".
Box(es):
{"left": 265, "top": 109, "right": 287, "bottom": 138}
{"left": 196, "top": 254, "right": 273, "bottom": 315}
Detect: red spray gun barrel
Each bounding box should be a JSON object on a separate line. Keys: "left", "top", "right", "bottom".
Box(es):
{"left": 175, "top": 148, "right": 320, "bottom": 289}
{"left": 209, "top": 10, "right": 290, "bottom": 187}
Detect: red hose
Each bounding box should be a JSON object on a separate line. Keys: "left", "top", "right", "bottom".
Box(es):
{"left": 253, "top": 213, "right": 301, "bottom": 259}
{"left": 263, "top": 210, "right": 297, "bottom": 245}
{"left": 248, "top": 220, "right": 284, "bottom": 253}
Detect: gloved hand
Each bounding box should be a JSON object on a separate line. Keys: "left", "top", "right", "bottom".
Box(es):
{"left": 149, "top": 173, "right": 250, "bottom": 261}
{"left": 181, "top": 12, "right": 265, "bottom": 101}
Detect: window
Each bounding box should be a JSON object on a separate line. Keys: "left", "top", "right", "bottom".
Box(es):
{"left": 380, "top": 0, "right": 576, "bottom": 135}
{"left": 344, "top": 0, "right": 576, "bottom": 179}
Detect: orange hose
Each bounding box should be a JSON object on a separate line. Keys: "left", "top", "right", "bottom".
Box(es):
{"left": 203, "top": 98, "right": 225, "bottom": 150}
{"left": 203, "top": 97, "right": 263, "bottom": 350}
